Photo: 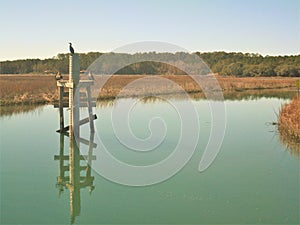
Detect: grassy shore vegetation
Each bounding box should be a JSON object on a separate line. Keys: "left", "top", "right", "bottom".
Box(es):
{"left": 278, "top": 97, "right": 300, "bottom": 155}
{"left": 0, "top": 74, "right": 298, "bottom": 106}
{"left": 0, "top": 75, "right": 56, "bottom": 105}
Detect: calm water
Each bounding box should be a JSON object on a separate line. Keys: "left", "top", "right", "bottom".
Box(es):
{"left": 0, "top": 97, "right": 299, "bottom": 224}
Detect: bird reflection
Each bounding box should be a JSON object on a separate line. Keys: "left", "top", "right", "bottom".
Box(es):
{"left": 54, "top": 132, "right": 97, "bottom": 224}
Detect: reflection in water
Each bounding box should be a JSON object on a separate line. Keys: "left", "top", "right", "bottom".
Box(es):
{"left": 1, "top": 96, "right": 299, "bottom": 224}
{"left": 96, "top": 90, "right": 296, "bottom": 108}
{"left": 54, "top": 132, "right": 96, "bottom": 224}
{"left": 278, "top": 130, "right": 300, "bottom": 157}
{"left": 222, "top": 90, "right": 295, "bottom": 101}
{"left": 0, "top": 90, "right": 295, "bottom": 117}
{"left": 0, "top": 104, "right": 44, "bottom": 117}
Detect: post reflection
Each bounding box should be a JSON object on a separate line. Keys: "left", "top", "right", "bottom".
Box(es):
{"left": 54, "top": 132, "right": 96, "bottom": 224}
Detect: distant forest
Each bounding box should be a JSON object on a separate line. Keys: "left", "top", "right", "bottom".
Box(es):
{"left": 0, "top": 52, "right": 299, "bottom": 77}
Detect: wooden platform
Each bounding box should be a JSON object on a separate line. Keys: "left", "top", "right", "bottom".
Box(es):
{"left": 56, "top": 80, "right": 94, "bottom": 88}
{"left": 55, "top": 74, "right": 97, "bottom": 133}
{"left": 56, "top": 115, "right": 97, "bottom": 132}
{"left": 53, "top": 101, "right": 96, "bottom": 108}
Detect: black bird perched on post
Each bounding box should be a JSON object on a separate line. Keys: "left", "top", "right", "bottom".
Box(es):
{"left": 69, "top": 42, "right": 75, "bottom": 55}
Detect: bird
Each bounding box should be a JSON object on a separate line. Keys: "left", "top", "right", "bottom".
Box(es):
{"left": 69, "top": 42, "right": 75, "bottom": 55}
{"left": 55, "top": 72, "right": 63, "bottom": 80}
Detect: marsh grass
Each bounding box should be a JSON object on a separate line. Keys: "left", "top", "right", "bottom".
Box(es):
{"left": 278, "top": 97, "right": 300, "bottom": 155}
{"left": 0, "top": 74, "right": 298, "bottom": 105}
{"left": 0, "top": 75, "right": 57, "bottom": 105}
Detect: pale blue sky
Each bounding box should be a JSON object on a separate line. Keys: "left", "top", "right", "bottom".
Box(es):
{"left": 0, "top": 0, "right": 299, "bottom": 60}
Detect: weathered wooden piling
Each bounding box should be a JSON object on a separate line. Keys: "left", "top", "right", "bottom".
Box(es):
{"left": 58, "top": 86, "right": 64, "bottom": 132}
{"left": 56, "top": 54, "right": 97, "bottom": 135}
{"left": 54, "top": 132, "right": 96, "bottom": 223}
{"left": 55, "top": 53, "right": 97, "bottom": 224}
{"left": 86, "top": 86, "right": 94, "bottom": 132}
{"left": 69, "top": 54, "right": 80, "bottom": 137}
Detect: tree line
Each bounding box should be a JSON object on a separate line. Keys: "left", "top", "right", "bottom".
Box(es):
{"left": 197, "top": 52, "right": 300, "bottom": 77}
{"left": 0, "top": 51, "right": 299, "bottom": 77}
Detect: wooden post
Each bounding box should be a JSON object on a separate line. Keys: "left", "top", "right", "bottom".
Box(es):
{"left": 69, "top": 54, "right": 80, "bottom": 138}
{"left": 59, "top": 86, "right": 64, "bottom": 132}
{"left": 59, "top": 133, "right": 65, "bottom": 179}
{"left": 56, "top": 54, "right": 97, "bottom": 134}
{"left": 69, "top": 134, "right": 81, "bottom": 224}
{"left": 86, "top": 86, "right": 95, "bottom": 132}
{"left": 68, "top": 54, "right": 81, "bottom": 223}
{"left": 87, "top": 132, "right": 95, "bottom": 178}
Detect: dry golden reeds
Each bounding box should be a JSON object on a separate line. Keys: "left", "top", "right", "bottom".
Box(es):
{"left": 278, "top": 97, "right": 300, "bottom": 155}
{"left": 0, "top": 74, "right": 298, "bottom": 105}
{"left": 0, "top": 75, "right": 57, "bottom": 105}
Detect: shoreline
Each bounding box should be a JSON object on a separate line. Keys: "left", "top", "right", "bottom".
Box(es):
{"left": 0, "top": 75, "right": 299, "bottom": 106}
{"left": 278, "top": 97, "right": 300, "bottom": 155}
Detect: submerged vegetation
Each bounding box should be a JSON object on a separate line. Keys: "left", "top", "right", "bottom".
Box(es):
{"left": 278, "top": 97, "right": 300, "bottom": 155}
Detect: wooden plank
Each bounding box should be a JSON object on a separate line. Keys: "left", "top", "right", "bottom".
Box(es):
{"left": 56, "top": 80, "right": 95, "bottom": 88}
{"left": 61, "top": 176, "right": 92, "bottom": 181}
{"left": 86, "top": 132, "right": 95, "bottom": 177}
{"left": 56, "top": 114, "right": 97, "bottom": 132}
{"left": 78, "top": 114, "right": 97, "bottom": 127}
{"left": 78, "top": 80, "right": 94, "bottom": 88}
{"left": 63, "top": 92, "right": 86, "bottom": 97}
{"left": 57, "top": 80, "right": 93, "bottom": 88}
{"left": 54, "top": 102, "right": 96, "bottom": 108}
{"left": 56, "top": 81, "right": 74, "bottom": 88}
{"left": 78, "top": 136, "right": 97, "bottom": 147}
{"left": 57, "top": 131, "right": 98, "bottom": 148}
{"left": 56, "top": 80, "right": 68, "bottom": 87}
{"left": 61, "top": 165, "right": 89, "bottom": 171}
{"left": 59, "top": 86, "right": 64, "bottom": 132}
{"left": 86, "top": 86, "right": 95, "bottom": 132}
{"left": 66, "top": 82, "right": 74, "bottom": 88}
{"left": 57, "top": 80, "right": 94, "bottom": 87}
{"left": 54, "top": 155, "right": 96, "bottom": 160}
{"left": 56, "top": 81, "right": 73, "bottom": 88}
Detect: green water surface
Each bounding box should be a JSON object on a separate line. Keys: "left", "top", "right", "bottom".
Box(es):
{"left": 0, "top": 97, "right": 299, "bottom": 224}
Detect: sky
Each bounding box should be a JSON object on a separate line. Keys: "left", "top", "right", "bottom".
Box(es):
{"left": 0, "top": 0, "right": 299, "bottom": 60}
